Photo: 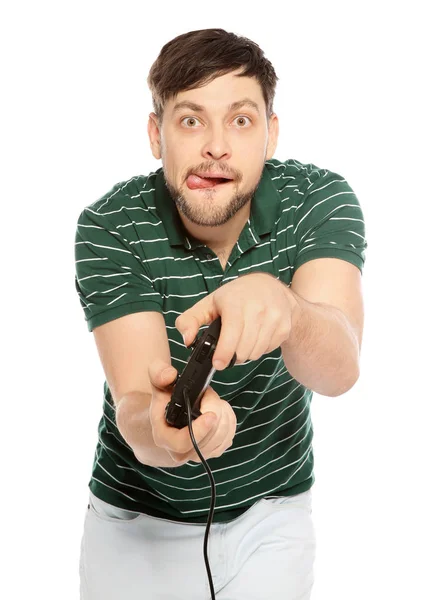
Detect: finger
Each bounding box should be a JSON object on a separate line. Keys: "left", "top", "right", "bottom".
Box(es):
{"left": 248, "top": 318, "right": 278, "bottom": 361}
{"left": 174, "top": 412, "right": 218, "bottom": 455}
{"left": 151, "top": 391, "right": 217, "bottom": 454}
{"left": 177, "top": 387, "right": 222, "bottom": 463}
{"left": 187, "top": 401, "right": 229, "bottom": 463}
{"left": 148, "top": 359, "right": 178, "bottom": 391}
{"left": 212, "top": 312, "right": 244, "bottom": 370}
{"left": 234, "top": 315, "right": 262, "bottom": 364}
{"left": 175, "top": 295, "right": 216, "bottom": 347}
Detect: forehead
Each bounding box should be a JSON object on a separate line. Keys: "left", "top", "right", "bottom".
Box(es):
{"left": 165, "top": 71, "right": 265, "bottom": 114}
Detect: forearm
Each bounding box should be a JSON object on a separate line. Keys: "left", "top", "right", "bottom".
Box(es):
{"left": 115, "top": 392, "right": 177, "bottom": 467}
{"left": 281, "top": 292, "right": 360, "bottom": 396}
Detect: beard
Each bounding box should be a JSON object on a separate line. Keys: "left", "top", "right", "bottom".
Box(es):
{"left": 164, "top": 174, "right": 262, "bottom": 228}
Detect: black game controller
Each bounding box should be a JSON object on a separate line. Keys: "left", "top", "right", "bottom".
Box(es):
{"left": 165, "top": 317, "right": 237, "bottom": 429}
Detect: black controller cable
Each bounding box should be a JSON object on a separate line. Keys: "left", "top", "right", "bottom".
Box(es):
{"left": 183, "top": 386, "right": 216, "bottom": 600}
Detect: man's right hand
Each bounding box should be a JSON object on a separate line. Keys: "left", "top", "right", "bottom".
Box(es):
{"left": 148, "top": 360, "right": 237, "bottom": 466}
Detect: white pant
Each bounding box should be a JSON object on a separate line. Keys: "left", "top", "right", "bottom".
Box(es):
{"left": 79, "top": 488, "right": 316, "bottom": 599}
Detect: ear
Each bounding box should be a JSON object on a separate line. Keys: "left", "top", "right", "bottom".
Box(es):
{"left": 265, "top": 113, "right": 279, "bottom": 160}
{"left": 147, "top": 112, "right": 162, "bottom": 160}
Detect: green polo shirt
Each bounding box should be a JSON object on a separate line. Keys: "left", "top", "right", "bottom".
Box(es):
{"left": 74, "top": 157, "right": 367, "bottom": 524}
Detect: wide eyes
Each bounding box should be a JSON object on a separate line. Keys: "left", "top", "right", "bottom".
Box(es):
{"left": 181, "top": 116, "right": 252, "bottom": 129}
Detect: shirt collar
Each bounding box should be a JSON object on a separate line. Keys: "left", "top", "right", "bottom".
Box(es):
{"left": 153, "top": 162, "right": 281, "bottom": 249}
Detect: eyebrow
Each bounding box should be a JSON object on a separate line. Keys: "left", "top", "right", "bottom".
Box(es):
{"left": 171, "top": 98, "right": 261, "bottom": 116}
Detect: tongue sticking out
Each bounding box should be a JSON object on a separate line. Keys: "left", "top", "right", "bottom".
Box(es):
{"left": 186, "top": 174, "right": 231, "bottom": 190}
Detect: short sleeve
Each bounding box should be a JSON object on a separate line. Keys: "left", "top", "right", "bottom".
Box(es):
{"left": 293, "top": 171, "right": 367, "bottom": 274}
{"left": 74, "top": 208, "right": 164, "bottom": 332}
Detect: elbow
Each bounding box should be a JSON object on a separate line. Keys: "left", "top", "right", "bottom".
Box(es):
{"left": 329, "top": 365, "right": 360, "bottom": 397}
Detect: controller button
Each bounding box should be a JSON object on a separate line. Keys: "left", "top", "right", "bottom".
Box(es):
{"left": 197, "top": 339, "right": 212, "bottom": 363}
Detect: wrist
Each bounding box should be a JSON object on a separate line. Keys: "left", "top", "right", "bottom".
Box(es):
{"left": 285, "top": 285, "right": 300, "bottom": 312}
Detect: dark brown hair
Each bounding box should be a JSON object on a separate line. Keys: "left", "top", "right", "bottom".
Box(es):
{"left": 147, "top": 28, "right": 278, "bottom": 127}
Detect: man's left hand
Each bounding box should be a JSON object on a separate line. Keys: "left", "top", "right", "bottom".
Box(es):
{"left": 175, "top": 272, "right": 300, "bottom": 370}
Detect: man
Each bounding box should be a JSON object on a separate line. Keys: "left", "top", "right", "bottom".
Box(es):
{"left": 75, "top": 28, "right": 366, "bottom": 600}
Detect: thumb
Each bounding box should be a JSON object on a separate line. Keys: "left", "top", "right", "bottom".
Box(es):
{"left": 148, "top": 360, "right": 177, "bottom": 390}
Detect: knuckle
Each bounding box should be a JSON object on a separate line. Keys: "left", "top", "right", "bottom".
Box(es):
{"left": 269, "top": 308, "right": 282, "bottom": 322}
{"left": 253, "top": 306, "right": 267, "bottom": 323}
{"left": 278, "top": 324, "right": 290, "bottom": 338}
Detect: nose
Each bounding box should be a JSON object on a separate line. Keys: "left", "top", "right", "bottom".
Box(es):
{"left": 201, "top": 126, "right": 232, "bottom": 161}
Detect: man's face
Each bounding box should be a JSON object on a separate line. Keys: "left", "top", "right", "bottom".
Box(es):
{"left": 148, "top": 69, "right": 278, "bottom": 228}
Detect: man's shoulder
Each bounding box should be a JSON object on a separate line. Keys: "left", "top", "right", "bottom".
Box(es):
{"left": 265, "top": 157, "right": 330, "bottom": 194}
{"left": 84, "top": 171, "right": 159, "bottom": 216}
{"left": 76, "top": 170, "right": 163, "bottom": 238}
{"left": 265, "top": 158, "right": 358, "bottom": 214}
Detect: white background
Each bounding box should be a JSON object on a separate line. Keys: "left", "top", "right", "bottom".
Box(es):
{"left": 2, "top": 0, "right": 443, "bottom": 598}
